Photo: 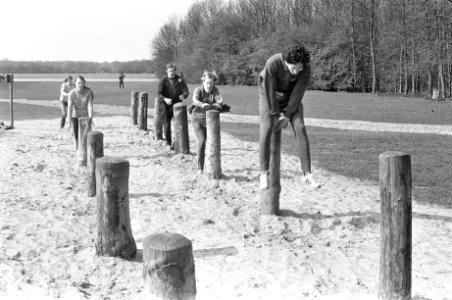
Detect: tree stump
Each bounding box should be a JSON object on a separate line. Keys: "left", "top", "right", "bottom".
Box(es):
{"left": 173, "top": 103, "right": 190, "bottom": 154}
{"left": 153, "top": 97, "right": 164, "bottom": 140}
{"left": 206, "top": 110, "right": 221, "bottom": 179}
{"left": 138, "top": 92, "right": 148, "bottom": 130}
{"left": 87, "top": 131, "right": 104, "bottom": 197}
{"left": 260, "top": 128, "right": 281, "bottom": 215}
{"left": 131, "top": 91, "right": 139, "bottom": 125}
{"left": 143, "top": 232, "right": 196, "bottom": 300}
{"left": 95, "top": 156, "right": 136, "bottom": 259}
{"left": 378, "top": 151, "right": 411, "bottom": 300}
{"left": 77, "top": 117, "right": 92, "bottom": 166}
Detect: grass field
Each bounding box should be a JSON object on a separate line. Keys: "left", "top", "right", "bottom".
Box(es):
{"left": 1, "top": 81, "right": 451, "bottom": 207}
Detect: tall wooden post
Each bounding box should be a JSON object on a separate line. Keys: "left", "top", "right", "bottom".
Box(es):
{"left": 143, "top": 232, "right": 196, "bottom": 300}
{"left": 87, "top": 131, "right": 104, "bottom": 197}
{"left": 173, "top": 103, "right": 190, "bottom": 154}
{"left": 260, "top": 128, "right": 281, "bottom": 215}
{"left": 7, "top": 74, "right": 14, "bottom": 129}
{"left": 138, "top": 92, "right": 148, "bottom": 130}
{"left": 378, "top": 151, "right": 412, "bottom": 300}
{"left": 95, "top": 156, "right": 136, "bottom": 259}
{"left": 131, "top": 91, "right": 139, "bottom": 125}
{"left": 206, "top": 110, "right": 221, "bottom": 179}
{"left": 77, "top": 117, "right": 92, "bottom": 166}
{"left": 153, "top": 97, "right": 164, "bottom": 140}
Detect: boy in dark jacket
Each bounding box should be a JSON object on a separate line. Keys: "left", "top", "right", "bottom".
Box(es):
{"left": 155, "top": 64, "right": 189, "bottom": 149}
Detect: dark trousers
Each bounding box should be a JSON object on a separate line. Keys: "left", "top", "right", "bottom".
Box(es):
{"left": 259, "top": 97, "right": 311, "bottom": 174}
{"left": 162, "top": 103, "right": 174, "bottom": 146}
{"left": 71, "top": 117, "right": 79, "bottom": 149}
{"left": 59, "top": 101, "right": 68, "bottom": 128}
{"left": 192, "top": 117, "right": 207, "bottom": 170}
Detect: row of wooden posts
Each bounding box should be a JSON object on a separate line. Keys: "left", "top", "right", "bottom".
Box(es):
{"left": 73, "top": 120, "right": 196, "bottom": 299}
{"left": 76, "top": 98, "right": 412, "bottom": 299}
{"left": 130, "top": 91, "right": 222, "bottom": 178}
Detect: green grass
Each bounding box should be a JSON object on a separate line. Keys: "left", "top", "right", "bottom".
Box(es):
{"left": 222, "top": 122, "right": 452, "bottom": 208}
{"left": 2, "top": 81, "right": 452, "bottom": 124}
{"left": 1, "top": 80, "right": 451, "bottom": 207}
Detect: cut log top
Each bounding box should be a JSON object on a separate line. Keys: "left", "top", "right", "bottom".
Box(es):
{"left": 173, "top": 103, "right": 186, "bottom": 108}
{"left": 87, "top": 131, "right": 103, "bottom": 138}
{"left": 143, "top": 232, "right": 191, "bottom": 251}
{"left": 379, "top": 151, "right": 409, "bottom": 160}
{"left": 96, "top": 156, "right": 129, "bottom": 170}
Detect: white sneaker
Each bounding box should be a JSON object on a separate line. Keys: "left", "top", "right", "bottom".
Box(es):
{"left": 259, "top": 172, "right": 269, "bottom": 190}
{"left": 301, "top": 173, "right": 320, "bottom": 189}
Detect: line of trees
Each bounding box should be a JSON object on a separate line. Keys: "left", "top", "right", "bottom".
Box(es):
{"left": 0, "top": 59, "right": 152, "bottom": 74}
{"left": 151, "top": 0, "right": 452, "bottom": 98}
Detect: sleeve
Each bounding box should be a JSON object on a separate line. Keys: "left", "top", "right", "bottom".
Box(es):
{"left": 284, "top": 64, "right": 311, "bottom": 119}
{"left": 192, "top": 87, "right": 204, "bottom": 107}
{"left": 213, "top": 87, "right": 223, "bottom": 104}
{"left": 181, "top": 80, "right": 189, "bottom": 99}
{"left": 261, "top": 58, "right": 279, "bottom": 117}
{"left": 60, "top": 83, "right": 68, "bottom": 98}
{"left": 157, "top": 78, "right": 166, "bottom": 101}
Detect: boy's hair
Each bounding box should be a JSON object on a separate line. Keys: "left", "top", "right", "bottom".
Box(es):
{"left": 283, "top": 45, "right": 310, "bottom": 65}
{"left": 201, "top": 70, "right": 217, "bottom": 81}
{"left": 166, "top": 63, "right": 177, "bottom": 71}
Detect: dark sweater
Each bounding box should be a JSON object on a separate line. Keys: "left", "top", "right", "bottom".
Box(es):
{"left": 157, "top": 75, "right": 189, "bottom": 104}
{"left": 258, "top": 53, "right": 311, "bottom": 118}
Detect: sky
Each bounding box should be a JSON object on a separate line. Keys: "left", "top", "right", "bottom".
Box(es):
{"left": 1, "top": 0, "right": 198, "bottom": 62}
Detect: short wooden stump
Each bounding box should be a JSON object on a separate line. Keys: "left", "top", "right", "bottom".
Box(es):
{"left": 143, "top": 232, "right": 196, "bottom": 300}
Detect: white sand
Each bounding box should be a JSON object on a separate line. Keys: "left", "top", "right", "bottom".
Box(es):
{"left": 1, "top": 106, "right": 452, "bottom": 300}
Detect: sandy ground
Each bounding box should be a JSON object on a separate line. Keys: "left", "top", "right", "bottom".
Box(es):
{"left": 1, "top": 102, "right": 452, "bottom": 300}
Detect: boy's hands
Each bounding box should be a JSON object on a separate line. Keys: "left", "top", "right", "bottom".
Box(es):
{"left": 274, "top": 113, "right": 290, "bottom": 130}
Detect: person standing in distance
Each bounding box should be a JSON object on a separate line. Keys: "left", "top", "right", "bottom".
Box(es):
{"left": 156, "top": 63, "right": 189, "bottom": 150}
{"left": 258, "top": 45, "right": 320, "bottom": 190}
{"left": 119, "top": 72, "right": 125, "bottom": 88}
{"left": 59, "top": 75, "right": 75, "bottom": 129}
{"left": 65, "top": 76, "right": 94, "bottom": 149}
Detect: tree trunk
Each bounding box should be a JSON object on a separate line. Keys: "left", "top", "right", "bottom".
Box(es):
{"left": 378, "top": 151, "right": 412, "bottom": 300}
{"left": 206, "top": 110, "right": 222, "bottom": 179}
{"left": 87, "top": 131, "right": 104, "bottom": 197}
{"left": 153, "top": 97, "right": 164, "bottom": 140}
{"left": 95, "top": 156, "right": 136, "bottom": 259}
{"left": 370, "top": 0, "right": 378, "bottom": 93}
{"left": 260, "top": 128, "right": 281, "bottom": 215}
{"left": 138, "top": 92, "right": 148, "bottom": 130}
{"left": 143, "top": 232, "right": 196, "bottom": 300}
{"left": 173, "top": 103, "right": 190, "bottom": 154}
{"left": 131, "top": 91, "right": 139, "bottom": 125}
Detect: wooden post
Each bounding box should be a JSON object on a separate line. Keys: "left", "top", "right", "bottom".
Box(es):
{"left": 173, "top": 103, "right": 190, "bottom": 154}
{"left": 138, "top": 92, "right": 148, "bottom": 130}
{"left": 143, "top": 232, "right": 196, "bottom": 300}
{"left": 87, "top": 131, "right": 104, "bottom": 197}
{"left": 206, "top": 110, "right": 221, "bottom": 179}
{"left": 378, "top": 151, "right": 412, "bottom": 300}
{"left": 7, "top": 74, "right": 14, "bottom": 129}
{"left": 153, "top": 97, "right": 164, "bottom": 140}
{"left": 131, "top": 91, "right": 139, "bottom": 125}
{"left": 95, "top": 156, "right": 136, "bottom": 259}
{"left": 260, "top": 128, "right": 281, "bottom": 215}
{"left": 77, "top": 117, "right": 92, "bottom": 166}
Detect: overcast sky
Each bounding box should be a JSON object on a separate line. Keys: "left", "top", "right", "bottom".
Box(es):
{"left": 1, "top": 0, "right": 198, "bottom": 62}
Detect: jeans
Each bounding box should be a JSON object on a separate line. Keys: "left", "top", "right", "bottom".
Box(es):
{"left": 59, "top": 101, "right": 68, "bottom": 128}
{"left": 191, "top": 113, "right": 207, "bottom": 170}
{"left": 259, "top": 97, "right": 311, "bottom": 174}
{"left": 71, "top": 117, "right": 79, "bottom": 149}
{"left": 162, "top": 103, "right": 174, "bottom": 146}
